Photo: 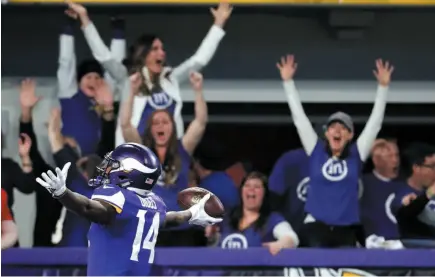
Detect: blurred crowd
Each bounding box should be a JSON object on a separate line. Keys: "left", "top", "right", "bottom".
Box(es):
{"left": 1, "top": 0, "right": 435, "bottom": 253}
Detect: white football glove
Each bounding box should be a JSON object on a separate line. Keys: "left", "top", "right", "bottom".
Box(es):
{"left": 188, "top": 193, "right": 223, "bottom": 227}
{"left": 35, "top": 162, "right": 71, "bottom": 198}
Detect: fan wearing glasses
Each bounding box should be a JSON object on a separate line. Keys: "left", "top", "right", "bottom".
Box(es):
{"left": 392, "top": 143, "right": 435, "bottom": 240}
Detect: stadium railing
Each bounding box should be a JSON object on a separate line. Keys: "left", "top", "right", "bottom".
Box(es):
{"left": 2, "top": 248, "right": 435, "bottom": 276}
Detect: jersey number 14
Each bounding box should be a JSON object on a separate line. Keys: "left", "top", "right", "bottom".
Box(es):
{"left": 130, "top": 210, "right": 160, "bottom": 263}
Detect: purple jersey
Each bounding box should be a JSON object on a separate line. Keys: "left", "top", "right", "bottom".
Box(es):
{"left": 87, "top": 183, "right": 167, "bottom": 276}
{"left": 218, "top": 212, "right": 286, "bottom": 249}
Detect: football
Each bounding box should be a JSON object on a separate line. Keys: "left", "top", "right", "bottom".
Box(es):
{"left": 177, "top": 187, "right": 225, "bottom": 218}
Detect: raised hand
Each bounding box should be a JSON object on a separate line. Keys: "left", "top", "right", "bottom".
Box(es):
{"left": 18, "top": 133, "right": 32, "bottom": 157}
{"left": 48, "top": 108, "right": 62, "bottom": 136}
{"left": 20, "top": 78, "right": 41, "bottom": 109}
{"left": 65, "top": 0, "right": 86, "bottom": 18}
{"left": 188, "top": 194, "right": 223, "bottom": 227}
{"left": 94, "top": 80, "right": 114, "bottom": 108}
{"left": 36, "top": 162, "right": 71, "bottom": 198}
{"left": 276, "top": 55, "right": 298, "bottom": 81}
{"left": 211, "top": 1, "right": 233, "bottom": 27}
{"left": 401, "top": 193, "right": 417, "bottom": 206}
{"left": 373, "top": 59, "right": 394, "bottom": 87}
{"left": 189, "top": 72, "right": 203, "bottom": 93}
{"left": 129, "top": 72, "right": 142, "bottom": 95}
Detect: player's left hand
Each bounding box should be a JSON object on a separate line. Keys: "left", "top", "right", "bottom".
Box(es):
{"left": 188, "top": 193, "right": 223, "bottom": 227}
{"left": 36, "top": 162, "right": 71, "bottom": 198}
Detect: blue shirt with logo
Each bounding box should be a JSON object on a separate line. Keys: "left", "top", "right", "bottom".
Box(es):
{"left": 268, "top": 148, "right": 310, "bottom": 234}
{"left": 360, "top": 172, "right": 401, "bottom": 239}
{"left": 306, "top": 140, "right": 362, "bottom": 226}
{"left": 219, "top": 212, "right": 286, "bottom": 249}
{"left": 137, "top": 91, "right": 176, "bottom": 136}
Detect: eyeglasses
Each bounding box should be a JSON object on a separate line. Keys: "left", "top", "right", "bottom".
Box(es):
{"left": 421, "top": 164, "right": 435, "bottom": 170}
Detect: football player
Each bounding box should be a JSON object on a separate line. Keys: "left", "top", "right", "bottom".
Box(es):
{"left": 36, "top": 142, "right": 221, "bottom": 276}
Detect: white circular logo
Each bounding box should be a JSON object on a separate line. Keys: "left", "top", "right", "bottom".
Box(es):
{"left": 221, "top": 233, "right": 248, "bottom": 249}
{"left": 322, "top": 157, "right": 348, "bottom": 182}
{"left": 296, "top": 177, "right": 310, "bottom": 202}
{"left": 148, "top": 91, "right": 173, "bottom": 110}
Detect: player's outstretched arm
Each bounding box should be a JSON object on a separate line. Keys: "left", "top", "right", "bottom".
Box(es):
{"left": 35, "top": 162, "right": 117, "bottom": 225}
{"left": 58, "top": 189, "right": 117, "bottom": 225}
{"left": 164, "top": 210, "right": 192, "bottom": 228}
{"left": 164, "top": 194, "right": 222, "bottom": 227}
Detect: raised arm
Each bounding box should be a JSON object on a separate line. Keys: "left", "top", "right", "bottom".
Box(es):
{"left": 278, "top": 55, "right": 317, "bottom": 155}
{"left": 357, "top": 59, "right": 394, "bottom": 161}
{"left": 19, "top": 79, "right": 52, "bottom": 174}
{"left": 57, "top": 20, "right": 78, "bottom": 98}
{"left": 171, "top": 1, "right": 231, "bottom": 82}
{"left": 47, "top": 108, "right": 81, "bottom": 186}
{"left": 94, "top": 80, "right": 116, "bottom": 156}
{"left": 119, "top": 74, "right": 143, "bottom": 144}
{"left": 35, "top": 162, "right": 117, "bottom": 225}
{"left": 182, "top": 72, "right": 208, "bottom": 155}
{"left": 106, "top": 17, "right": 127, "bottom": 101}
{"left": 65, "top": 1, "right": 128, "bottom": 83}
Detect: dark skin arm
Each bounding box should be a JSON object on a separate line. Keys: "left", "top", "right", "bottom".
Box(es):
{"left": 163, "top": 210, "right": 192, "bottom": 228}
{"left": 57, "top": 189, "right": 117, "bottom": 225}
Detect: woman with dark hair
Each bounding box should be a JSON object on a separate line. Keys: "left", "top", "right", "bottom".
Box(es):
{"left": 277, "top": 55, "right": 394, "bottom": 247}
{"left": 207, "top": 172, "right": 299, "bottom": 255}
{"left": 64, "top": 0, "right": 231, "bottom": 146}
{"left": 119, "top": 72, "right": 208, "bottom": 246}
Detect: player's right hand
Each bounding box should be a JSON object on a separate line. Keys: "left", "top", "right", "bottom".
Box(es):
{"left": 36, "top": 162, "right": 71, "bottom": 198}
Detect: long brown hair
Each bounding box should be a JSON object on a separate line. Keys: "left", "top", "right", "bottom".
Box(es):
{"left": 142, "top": 110, "right": 181, "bottom": 185}
{"left": 123, "top": 34, "right": 169, "bottom": 96}
{"left": 229, "top": 171, "right": 271, "bottom": 232}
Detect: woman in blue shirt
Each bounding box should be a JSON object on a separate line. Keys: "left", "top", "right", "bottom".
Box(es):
{"left": 277, "top": 55, "right": 394, "bottom": 247}
{"left": 208, "top": 171, "right": 299, "bottom": 255}
{"left": 119, "top": 72, "right": 208, "bottom": 246}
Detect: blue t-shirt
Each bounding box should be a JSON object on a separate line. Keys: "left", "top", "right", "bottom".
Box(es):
{"left": 60, "top": 91, "right": 101, "bottom": 156}
{"left": 219, "top": 212, "right": 286, "bottom": 249}
{"left": 151, "top": 141, "right": 191, "bottom": 230}
{"left": 306, "top": 140, "right": 362, "bottom": 225}
{"left": 200, "top": 171, "right": 239, "bottom": 211}
{"left": 268, "top": 148, "right": 309, "bottom": 233}
{"left": 136, "top": 91, "right": 176, "bottom": 136}
{"left": 360, "top": 172, "right": 402, "bottom": 239}
{"left": 87, "top": 184, "right": 167, "bottom": 276}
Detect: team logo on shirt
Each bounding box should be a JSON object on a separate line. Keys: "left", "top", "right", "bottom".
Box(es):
{"left": 221, "top": 233, "right": 248, "bottom": 249}
{"left": 322, "top": 157, "right": 348, "bottom": 182}
{"left": 385, "top": 193, "right": 397, "bottom": 224}
{"left": 149, "top": 91, "right": 173, "bottom": 109}
{"left": 297, "top": 177, "right": 310, "bottom": 202}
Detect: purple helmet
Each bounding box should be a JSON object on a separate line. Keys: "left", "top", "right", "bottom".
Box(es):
{"left": 91, "top": 143, "right": 162, "bottom": 191}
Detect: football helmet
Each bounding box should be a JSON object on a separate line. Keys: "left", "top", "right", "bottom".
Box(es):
{"left": 90, "top": 143, "right": 162, "bottom": 191}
